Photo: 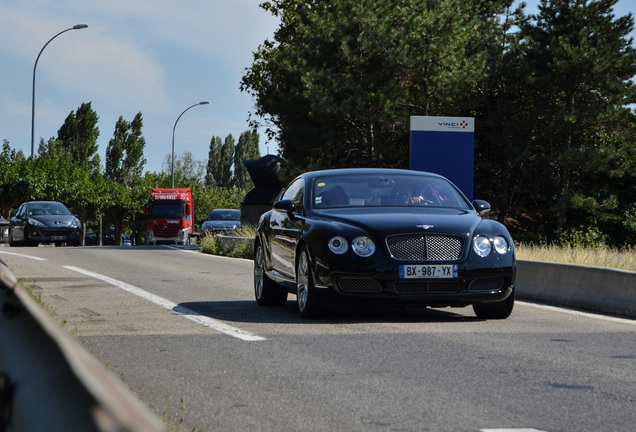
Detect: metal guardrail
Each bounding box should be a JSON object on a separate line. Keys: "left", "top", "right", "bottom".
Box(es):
{"left": 0, "top": 260, "right": 165, "bottom": 432}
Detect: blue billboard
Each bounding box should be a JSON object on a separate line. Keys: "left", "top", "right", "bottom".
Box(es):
{"left": 410, "top": 116, "right": 474, "bottom": 201}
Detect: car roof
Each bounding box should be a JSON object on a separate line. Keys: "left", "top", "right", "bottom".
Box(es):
{"left": 298, "top": 168, "right": 446, "bottom": 180}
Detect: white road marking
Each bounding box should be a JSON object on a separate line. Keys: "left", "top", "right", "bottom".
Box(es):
{"left": 162, "top": 245, "right": 199, "bottom": 254}
{"left": 517, "top": 300, "right": 636, "bottom": 325}
{"left": 0, "top": 251, "right": 46, "bottom": 261}
{"left": 63, "top": 265, "right": 266, "bottom": 342}
{"left": 480, "top": 429, "right": 547, "bottom": 432}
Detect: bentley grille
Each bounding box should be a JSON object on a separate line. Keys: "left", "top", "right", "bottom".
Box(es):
{"left": 386, "top": 234, "right": 463, "bottom": 261}
{"left": 338, "top": 278, "right": 382, "bottom": 293}
{"left": 468, "top": 277, "right": 505, "bottom": 292}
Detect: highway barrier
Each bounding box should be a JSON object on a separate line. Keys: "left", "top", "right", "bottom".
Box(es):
{"left": 0, "top": 260, "right": 165, "bottom": 432}
{"left": 516, "top": 259, "right": 636, "bottom": 319}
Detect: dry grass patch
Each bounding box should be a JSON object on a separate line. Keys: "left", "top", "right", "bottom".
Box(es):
{"left": 516, "top": 243, "right": 636, "bottom": 273}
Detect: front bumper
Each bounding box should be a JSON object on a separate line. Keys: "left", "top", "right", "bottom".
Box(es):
{"left": 147, "top": 228, "right": 191, "bottom": 244}
{"left": 27, "top": 227, "right": 81, "bottom": 243}
{"left": 312, "top": 258, "right": 515, "bottom": 307}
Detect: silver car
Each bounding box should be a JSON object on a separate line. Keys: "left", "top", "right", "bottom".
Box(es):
{"left": 201, "top": 209, "right": 241, "bottom": 236}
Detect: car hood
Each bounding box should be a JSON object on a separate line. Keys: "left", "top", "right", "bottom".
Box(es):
{"left": 315, "top": 208, "right": 482, "bottom": 237}
{"left": 202, "top": 220, "right": 240, "bottom": 229}
{"left": 31, "top": 215, "right": 78, "bottom": 227}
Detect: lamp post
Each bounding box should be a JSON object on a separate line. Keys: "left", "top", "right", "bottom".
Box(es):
{"left": 31, "top": 24, "right": 88, "bottom": 158}
{"left": 171, "top": 101, "right": 210, "bottom": 188}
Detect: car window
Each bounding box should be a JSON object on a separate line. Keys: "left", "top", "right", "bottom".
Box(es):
{"left": 313, "top": 174, "right": 469, "bottom": 209}
{"left": 208, "top": 210, "right": 241, "bottom": 221}
{"left": 281, "top": 178, "right": 304, "bottom": 212}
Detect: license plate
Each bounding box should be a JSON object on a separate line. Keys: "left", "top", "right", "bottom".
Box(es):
{"left": 399, "top": 264, "right": 458, "bottom": 279}
{"left": 51, "top": 236, "right": 67, "bottom": 240}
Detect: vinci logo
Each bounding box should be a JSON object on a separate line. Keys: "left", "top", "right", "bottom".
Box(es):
{"left": 437, "top": 121, "right": 470, "bottom": 129}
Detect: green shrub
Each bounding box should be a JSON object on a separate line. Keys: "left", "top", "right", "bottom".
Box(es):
{"left": 557, "top": 225, "right": 605, "bottom": 248}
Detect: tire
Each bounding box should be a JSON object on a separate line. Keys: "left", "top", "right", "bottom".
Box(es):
{"left": 473, "top": 291, "right": 515, "bottom": 320}
{"left": 296, "top": 246, "right": 323, "bottom": 319}
{"left": 254, "top": 242, "right": 287, "bottom": 306}
{"left": 9, "top": 229, "right": 24, "bottom": 247}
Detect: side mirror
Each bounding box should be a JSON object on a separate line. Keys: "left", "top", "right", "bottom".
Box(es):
{"left": 472, "top": 199, "right": 491, "bottom": 215}
{"left": 273, "top": 199, "right": 295, "bottom": 213}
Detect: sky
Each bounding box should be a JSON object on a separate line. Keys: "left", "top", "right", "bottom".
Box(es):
{"left": 0, "top": 0, "right": 634, "bottom": 174}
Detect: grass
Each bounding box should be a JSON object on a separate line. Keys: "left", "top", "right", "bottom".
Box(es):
{"left": 199, "top": 225, "right": 256, "bottom": 259}
{"left": 516, "top": 243, "right": 636, "bottom": 272}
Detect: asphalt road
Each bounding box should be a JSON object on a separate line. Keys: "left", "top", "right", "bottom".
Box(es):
{"left": 1, "top": 245, "right": 635, "bottom": 432}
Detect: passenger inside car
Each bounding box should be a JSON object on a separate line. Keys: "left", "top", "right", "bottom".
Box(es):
{"left": 323, "top": 186, "right": 349, "bottom": 206}
{"left": 389, "top": 183, "right": 426, "bottom": 205}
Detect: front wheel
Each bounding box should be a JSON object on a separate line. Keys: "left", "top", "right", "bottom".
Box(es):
{"left": 254, "top": 243, "right": 287, "bottom": 306}
{"left": 296, "top": 247, "right": 323, "bottom": 319}
{"left": 473, "top": 291, "right": 515, "bottom": 320}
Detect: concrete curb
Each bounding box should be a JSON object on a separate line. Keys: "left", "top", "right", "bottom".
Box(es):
{"left": 516, "top": 260, "right": 636, "bottom": 318}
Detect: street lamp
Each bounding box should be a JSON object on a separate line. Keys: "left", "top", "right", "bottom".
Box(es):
{"left": 171, "top": 101, "right": 210, "bottom": 187}
{"left": 31, "top": 24, "right": 88, "bottom": 158}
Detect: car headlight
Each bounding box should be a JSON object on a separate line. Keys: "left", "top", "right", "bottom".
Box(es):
{"left": 473, "top": 235, "right": 492, "bottom": 257}
{"left": 71, "top": 219, "right": 80, "bottom": 228}
{"left": 352, "top": 236, "right": 375, "bottom": 257}
{"left": 493, "top": 236, "right": 509, "bottom": 254}
{"left": 27, "top": 218, "right": 46, "bottom": 227}
{"left": 328, "top": 236, "right": 348, "bottom": 254}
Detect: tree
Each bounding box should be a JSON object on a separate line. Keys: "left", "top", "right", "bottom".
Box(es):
{"left": 233, "top": 130, "right": 260, "bottom": 189}
{"left": 241, "top": 0, "right": 509, "bottom": 173}
{"left": 163, "top": 151, "right": 206, "bottom": 186}
{"left": 205, "top": 136, "right": 222, "bottom": 189}
{"left": 217, "top": 134, "right": 235, "bottom": 188}
{"left": 105, "top": 112, "right": 147, "bottom": 186}
{"left": 517, "top": 0, "right": 636, "bottom": 238}
{"left": 57, "top": 102, "right": 100, "bottom": 172}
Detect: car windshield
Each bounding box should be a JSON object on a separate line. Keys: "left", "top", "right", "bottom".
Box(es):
{"left": 28, "top": 202, "right": 72, "bottom": 216}
{"left": 312, "top": 174, "right": 470, "bottom": 209}
{"left": 207, "top": 210, "right": 241, "bottom": 221}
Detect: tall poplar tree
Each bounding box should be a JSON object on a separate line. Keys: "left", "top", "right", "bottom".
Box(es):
{"left": 205, "top": 136, "right": 222, "bottom": 189}
{"left": 105, "top": 112, "right": 147, "bottom": 186}
{"left": 218, "top": 134, "right": 235, "bottom": 188}
{"left": 57, "top": 102, "right": 100, "bottom": 172}
{"left": 233, "top": 130, "right": 260, "bottom": 190}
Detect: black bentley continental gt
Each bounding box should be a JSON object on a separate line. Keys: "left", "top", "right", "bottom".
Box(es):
{"left": 253, "top": 168, "right": 516, "bottom": 319}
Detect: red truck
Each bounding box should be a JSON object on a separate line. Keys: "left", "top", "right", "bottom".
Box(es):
{"left": 145, "top": 188, "right": 197, "bottom": 245}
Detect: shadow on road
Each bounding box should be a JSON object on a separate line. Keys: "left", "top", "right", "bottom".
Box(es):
{"left": 176, "top": 300, "right": 481, "bottom": 325}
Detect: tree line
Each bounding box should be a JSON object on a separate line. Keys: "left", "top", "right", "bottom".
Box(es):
{"left": 1, "top": 102, "right": 260, "bottom": 244}
{"left": 241, "top": 0, "right": 636, "bottom": 246}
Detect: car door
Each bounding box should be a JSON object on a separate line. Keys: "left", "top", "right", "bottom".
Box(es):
{"left": 270, "top": 178, "right": 305, "bottom": 280}
{"left": 10, "top": 204, "right": 26, "bottom": 241}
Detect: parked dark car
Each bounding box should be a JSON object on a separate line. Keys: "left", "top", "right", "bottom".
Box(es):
{"left": 103, "top": 228, "right": 132, "bottom": 246}
{"left": 9, "top": 201, "right": 81, "bottom": 247}
{"left": 201, "top": 209, "right": 241, "bottom": 236}
{"left": 253, "top": 168, "right": 516, "bottom": 319}
{"left": 85, "top": 230, "right": 99, "bottom": 245}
